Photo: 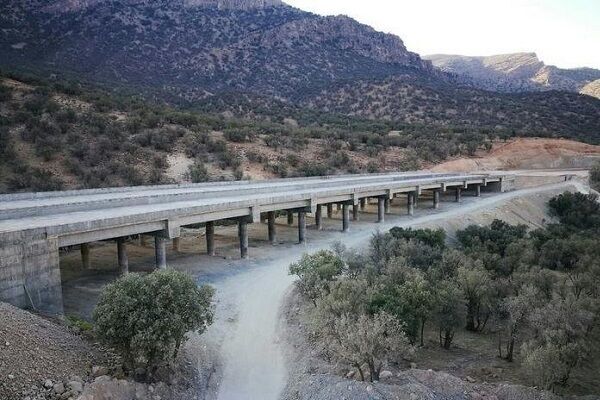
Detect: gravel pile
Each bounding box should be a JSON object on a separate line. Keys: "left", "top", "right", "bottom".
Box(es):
{"left": 0, "top": 302, "right": 108, "bottom": 400}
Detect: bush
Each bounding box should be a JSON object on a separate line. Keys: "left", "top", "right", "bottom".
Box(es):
{"left": 591, "top": 161, "right": 600, "bottom": 191}
{"left": 93, "top": 270, "right": 214, "bottom": 379}
{"left": 188, "top": 161, "right": 210, "bottom": 183}
{"left": 289, "top": 250, "right": 344, "bottom": 304}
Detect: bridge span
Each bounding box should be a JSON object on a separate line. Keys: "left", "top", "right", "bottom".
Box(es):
{"left": 0, "top": 172, "right": 512, "bottom": 314}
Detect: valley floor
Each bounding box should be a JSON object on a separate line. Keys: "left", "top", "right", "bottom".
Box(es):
{"left": 2, "top": 170, "right": 595, "bottom": 400}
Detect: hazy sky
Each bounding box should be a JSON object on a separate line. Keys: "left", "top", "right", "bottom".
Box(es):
{"left": 283, "top": 0, "right": 600, "bottom": 69}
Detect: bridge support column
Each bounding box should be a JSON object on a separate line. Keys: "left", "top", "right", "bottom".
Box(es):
{"left": 327, "top": 204, "right": 333, "bottom": 219}
{"left": 433, "top": 189, "right": 441, "bottom": 210}
{"left": 206, "top": 222, "right": 215, "bottom": 256}
{"left": 117, "top": 238, "right": 129, "bottom": 274}
{"left": 287, "top": 211, "right": 294, "bottom": 226}
{"left": 377, "top": 197, "right": 385, "bottom": 223}
{"left": 155, "top": 236, "right": 167, "bottom": 270}
{"left": 268, "top": 212, "right": 277, "bottom": 244}
{"left": 139, "top": 235, "right": 146, "bottom": 247}
{"left": 298, "top": 211, "right": 306, "bottom": 244}
{"left": 0, "top": 236, "right": 64, "bottom": 315}
{"left": 352, "top": 204, "right": 359, "bottom": 221}
{"left": 360, "top": 198, "right": 366, "bottom": 211}
{"left": 407, "top": 192, "right": 415, "bottom": 216}
{"left": 455, "top": 187, "right": 462, "bottom": 203}
{"left": 337, "top": 204, "right": 342, "bottom": 212}
{"left": 172, "top": 238, "right": 180, "bottom": 252}
{"left": 315, "top": 205, "right": 323, "bottom": 230}
{"left": 238, "top": 219, "right": 249, "bottom": 259}
{"left": 80, "top": 243, "right": 91, "bottom": 270}
{"left": 384, "top": 198, "right": 390, "bottom": 214}
{"left": 342, "top": 204, "right": 350, "bottom": 232}
{"left": 475, "top": 184, "right": 482, "bottom": 197}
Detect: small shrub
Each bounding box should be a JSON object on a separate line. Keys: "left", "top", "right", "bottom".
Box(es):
{"left": 93, "top": 270, "right": 214, "bottom": 379}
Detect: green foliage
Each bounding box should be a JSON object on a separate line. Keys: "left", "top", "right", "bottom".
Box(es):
{"left": 548, "top": 191, "right": 600, "bottom": 231}
{"left": 289, "top": 250, "right": 344, "bottom": 304}
{"left": 291, "top": 203, "right": 600, "bottom": 391}
{"left": 389, "top": 227, "right": 446, "bottom": 248}
{"left": 432, "top": 280, "right": 465, "bottom": 349}
{"left": 188, "top": 161, "right": 210, "bottom": 183}
{"left": 457, "top": 219, "right": 528, "bottom": 257}
{"left": 591, "top": 162, "right": 600, "bottom": 191}
{"left": 93, "top": 270, "right": 214, "bottom": 378}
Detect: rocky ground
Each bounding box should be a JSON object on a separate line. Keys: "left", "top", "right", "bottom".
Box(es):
{"left": 0, "top": 302, "right": 110, "bottom": 399}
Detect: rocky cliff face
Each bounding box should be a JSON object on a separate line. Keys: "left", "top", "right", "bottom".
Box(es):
{"left": 425, "top": 53, "right": 600, "bottom": 98}
{"left": 0, "top": 0, "right": 435, "bottom": 100}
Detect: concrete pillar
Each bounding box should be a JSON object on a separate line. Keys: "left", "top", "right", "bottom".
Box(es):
{"left": 475, "top": 184, "right": 481, "bottom": 197}
{"left": 407, "top": 192, "right": 415, "bottom": 216}
{"left": 298, "top": 211, "right": 306, "bottom": 244}
{"left": 155, "top": 236, "right": 167, "bottom": 269}
{"left": 315, "top": 205, "right": 323, "bottom": 231}
{"left": 352, "top": 204, "right": 359, "bottom": 221}
{"left": 268, "top": 211, "right": 277, "bottom": 244}
{"left": 342, "top": 204, "right": 350, "bottom": 232}
{"left": 336, "top": 204, "right": 342, "bottom": 212}
{"left": 327, "top": 204, "right": 333, "bottom": 219}
{"left": 377, "top": 197, "right": 385, "bottom": 223}
{"left": 414, "top": 192, "right": 419, "bottom": 208}
{"left": 172, "top": 237, "right": 180, "bottom": 252}
{"left": 433, "top": 189, "right": 441, "bottom": 210}
{"left": 80, "top": 243, "right": 91, "bottom": 269}
{"left": 117, "top": 237, "right": 129, "bottom": 274}
{"left": 139, "top": 235, "right": 146, "bottom": 247}
{"left": 238, "top": 219, "right": 249, "bottom": 259}
{"left": 360, "top": 198, "right": 366, "bottom": 211}
{"left": 384, "top": 198, "right": 390, "bottom": 214}
{"left": 206, "top": 221, "right": 215, "bottom": 256}
{"left": 455, "top": 187, "right": 462, "bottom": 203}
{"left": 287, "top": 211, "right": 294, "bottom": 226}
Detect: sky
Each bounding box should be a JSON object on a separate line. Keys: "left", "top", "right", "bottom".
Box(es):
{"left": 283, "top": 0, "right": 600, "bottom": 69}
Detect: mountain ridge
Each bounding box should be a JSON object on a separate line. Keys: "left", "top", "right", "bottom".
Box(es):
{"left": 424, "top": 52, "right": 600, "bottom": 98}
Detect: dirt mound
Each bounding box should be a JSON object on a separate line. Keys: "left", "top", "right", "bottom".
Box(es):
{"left": 432, "top": 138, "right": 600, "bottom": 172}
{"left": 0, "top": 302, "right": 108, "bottom": 400}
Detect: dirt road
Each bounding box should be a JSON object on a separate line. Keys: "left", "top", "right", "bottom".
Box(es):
{"left": 206, "top": 179, "right": 587, "bottom": 400}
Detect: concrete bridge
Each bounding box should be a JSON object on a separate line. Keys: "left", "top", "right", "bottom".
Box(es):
{"left": 0, "top": 172, "right": 512, "bottom": 314}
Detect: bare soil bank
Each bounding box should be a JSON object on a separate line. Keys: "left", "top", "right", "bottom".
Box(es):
{"left": 432, "top": 138, "right": 600, "bottom": 172}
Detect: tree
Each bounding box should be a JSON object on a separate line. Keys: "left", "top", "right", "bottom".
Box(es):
{"left": 497, "top": 286, "right": 539, "bottom": 362}
{"left": 289, "top": 250, "right": 345, "bottom": 305}
{"left": 457, "top": 263, "right": 493, "bottom": 332}
{"left": 381, "top": 271, "right": 434, "bottom": 346}
{"left": 591, "top": 161, "right": 600, "bottom": 191}
{"left": 93, "top": 270, "right": 214, "bottom": 379}
{"left": 432, "top": 280, "right": 465, "bottom": 349}
{"left": 521, "top": 292, "right": 598, "bottom": 390}
{"left": 319, "top": 312, "right": 413, "bottom": 382}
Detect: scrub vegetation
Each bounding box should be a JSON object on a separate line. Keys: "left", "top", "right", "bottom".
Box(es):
{"left": 290, "top": 192, "right": 600, "bottom": 394}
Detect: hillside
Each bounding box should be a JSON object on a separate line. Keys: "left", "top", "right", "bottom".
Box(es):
{"left": 425, "top": 53, "right": 600, "bottom": 98}
{"left": 0, "top": 72, "right": 508, "bottom": 193}
{"left": 1, "top": 0, "right": 599, "bottom": 133}
{"left": 0, "top": 0, "right": 434, "bottom": 100}
{"left": 2, "top": 72, "right": 600, "bottom": 194}
{"left": 304, "top": 76, "right": 600, "bottom": 141}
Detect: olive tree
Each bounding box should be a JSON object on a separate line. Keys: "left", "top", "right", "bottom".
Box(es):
{"left": 289, "top": 250, "right": 345, "bottom": 305}
{"left": 432, "top": 280, "right": 465, "bottom": 349}
{"left": 321, "top": 312, "right": 413, "bottom": 382}
{"left": 93, "top": 270, "right": 214, "bottom": 378}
